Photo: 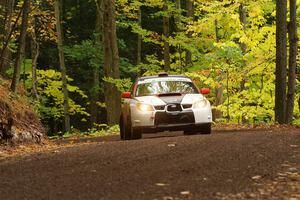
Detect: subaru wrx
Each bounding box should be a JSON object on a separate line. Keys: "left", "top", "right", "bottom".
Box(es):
{"left": 119, "top": 73, "right": 212, "bottom": 140}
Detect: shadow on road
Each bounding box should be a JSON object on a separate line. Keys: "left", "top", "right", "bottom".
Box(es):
{"left": 53, "top": 131, "right": 190, "bottom": 145}
{"left": 53, "top": 127, "right": 288, "bottom": 146}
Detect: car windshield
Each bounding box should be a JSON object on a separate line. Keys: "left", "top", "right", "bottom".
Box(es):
{"left": 135, "top": 80, "right": 198, "bottom": 97}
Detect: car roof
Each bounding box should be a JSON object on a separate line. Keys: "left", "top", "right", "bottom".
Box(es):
{"left": 137, "top": 75, "right": 192, "bottom": 82}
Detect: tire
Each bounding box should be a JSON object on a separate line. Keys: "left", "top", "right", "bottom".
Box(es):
{"left": 120, "top": 116, "right": 131, "bottom": 140}
{"left": 131, "top": 128, "right": 142, "bottom": 140}
{"left": 120, "top": 116, "right": 142, "bottom": 140}
{"left": 119, "top": 116, "right": 125, "bottom": 140}
{"left": 201, "top": 123, "right": 211, "bottom": 135}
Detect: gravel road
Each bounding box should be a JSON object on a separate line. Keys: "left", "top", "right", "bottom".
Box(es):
{"left": 0, "top": 129, "right": 299, "bottom": 200}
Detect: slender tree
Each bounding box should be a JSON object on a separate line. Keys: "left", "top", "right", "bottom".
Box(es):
{"left": 0, "top": 0, "right": 6, "bottom": 47}
{"left": 238, "top": 3, "right": 247, "bottom": 92}
{"left": 174, "top": 0, "right": 183, "bottom": 69}
{"left": 286, "top": 0, "right": 297, "bottom": 123}
{"left": 102, "top": 0, "right": 121, "bottom": 125}
{"left": 213, "top": 19, "right": 223, "bottom": 120}
{"left": 0, "top": 0, "right": 14, "bottom": 76}
{"left": 89, "top": 0, "right": 103, "bottom": 127}
{"left": 11, "top": 0, "right": 30, "bottom": 92}
{"left": 137, "top": 5, "right": 142, "bottom": 65}
{"left": 275, "top": 0, "right": 287, "bottom": 124}
{"left": 238, "top": 3, "right": 247, "bottom": 54}
{"left": 30, "top": 16, "right": 39, "bottom": 100}
{"left": 163, "top": 3, "right": 170, "bottom": 71}
{"left": 0, "top": 1, "right": 22, "bottom": 77}
{"left": 54, "top": 0, "right": 70, "bottom": 132}
{"left": 185, "top": 0, "right": 194, "bottom": 67}
{"left": 238, "top": 2, "right": 248, "bottom": 123}
{"left": 174, "top": 0, "right": 181, "bottom": 30}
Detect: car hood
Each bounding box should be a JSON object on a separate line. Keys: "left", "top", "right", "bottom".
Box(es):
{"left": 135, "top": 94, "right": 204, "bottom": 105}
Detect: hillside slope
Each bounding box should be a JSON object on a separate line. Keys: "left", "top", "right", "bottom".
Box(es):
{"left": 0, "top": 79, "right": 45, "bottom": 143}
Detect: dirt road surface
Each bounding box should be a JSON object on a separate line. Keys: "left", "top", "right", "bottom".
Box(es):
{"left": 0, "top": 129, "right": 299, "bottom": 200}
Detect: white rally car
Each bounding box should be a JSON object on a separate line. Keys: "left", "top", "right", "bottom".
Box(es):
{"left": 119, "top": 73, "right": 212, "bottom": 140}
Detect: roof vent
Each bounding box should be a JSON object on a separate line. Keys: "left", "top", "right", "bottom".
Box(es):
{"left": 158, "top": 72, "right": 168, "bottom": 77}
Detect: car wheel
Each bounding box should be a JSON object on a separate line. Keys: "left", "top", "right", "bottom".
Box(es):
{"left": 201, "top": 123, "right": 211, "bottom": 134}
{"left": 119, "top": 118, "right": 124, "bottom": 140}
{"left": 120, "top": 116, "right": 131, "bottom": 140}
{"left": 120, "top": 116, "right": 142, "bottom": 140}
{"left": 131, "top": 128, "right": 142, "bottom": 140}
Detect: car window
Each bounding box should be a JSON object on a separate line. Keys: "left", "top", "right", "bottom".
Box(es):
{"left": 136, "top": 81, "right": 198, "bottom": 97}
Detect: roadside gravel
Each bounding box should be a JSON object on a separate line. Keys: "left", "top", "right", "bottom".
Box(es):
{"left": 0, "top": 129, "right": 299, "bottom": 200}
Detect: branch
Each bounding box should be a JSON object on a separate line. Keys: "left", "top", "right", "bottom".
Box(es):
{"left": 0, "top": 5, "right": 24, "bottom": 66}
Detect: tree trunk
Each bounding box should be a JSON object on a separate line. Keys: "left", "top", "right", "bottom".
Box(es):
{"left": 286, "top": 0, "right": 297, "bottom": 124}
{"left": 102, "top": 0, "right": 121, "bottom": 126}
{"left": 175, "top": 0, "right": 183, "bottom": 69}
{"left": 174, "top": 0, "right": 181, "bottom": 31}
{"left": 275, "top": 0, "right": 287, "bottom": 124}
{"left": 89, "top": 66, "right": 100, "bottom": 127}
{"left": 0, "top": 0, "right": 7, "bottom": 74}
{"left": 10, "top": 0, "right": 29, "bottom": 92}
{"left": 163, "top": 4, "right": 170, "bottom": 71}
{"left": 31, "top": 17, "right": 39, "bottom": 100}
{"left": 298, "top": 96, "right": 300, "bottom": 113}
{"left": 0, "top": 0, "right": 6, "bottom": 48}
{"left": 238, "top": 3, "right": 249, "bottom": 124}
{"left": 1, "top": 0, "right": 22, "bottom": 77}
{"left": 226, "top": 69, "right": 230, "bottom": 122}
{"left": 185, "top": 0, "right": 194, "bottom": 67}
{"left": 215, "top": 19, "right": 220, "bottom": 43}
{"left": 90, "top": 0, "right": 104, "bottom": 127}
{"left": 238, "top": 3, "right": 247, "bottom": 53}
{"left": 212, "top": 20, "right": 223, "bottom": 121}
{"left": 0, "top": 0, "right": 14, "bottom": 76}
{"left": 137, "top": 6, "right": 142, "bottom": 65}
{"left": 54, "top": 0, "right": 70, "bottom": 132}
{"left": 239, "top": 3, "right": 248, "bottom": 91}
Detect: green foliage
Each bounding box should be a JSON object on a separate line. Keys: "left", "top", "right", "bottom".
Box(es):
{"left": 86, "top": 124, "right": 120, "bottom": 136}
{"left": 64, "top": 39, "right": 103, "bottom": 99}
{"left": 49, "top": 124, "right": 119, "bottom": 139}
{"left": 182, "top": 0, "right": 299, "bottom": 124}
{"left": 6, "top": 59, "right": 32, "bottom": 78}
{"left": 13, "top": 0, "right": 298, "bottom": 132}
{"left": 103, "top": 77, "right": 132, "bottom": 92}
{"left": 65, "top": 39, "right": 103, "bottom": 70}
{"left": 34, "top": 69, "right": 89, "bottom": 121}
{"left": 113, "top": 0, "right": 299, "bottom": 125}
{"left": 132, "top": 54, "right": 163, "bottom": 75}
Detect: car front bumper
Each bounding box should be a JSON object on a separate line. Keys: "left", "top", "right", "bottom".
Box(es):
{"left": 131, "top": 105, "right": 212, "bottom": 130}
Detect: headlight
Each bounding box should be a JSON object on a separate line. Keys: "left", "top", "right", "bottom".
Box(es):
{"left": 193, "top": 100, "right": 207, "bottom": 109}
{"left": 136, "top": 102, "right": 154, "bottom": 112}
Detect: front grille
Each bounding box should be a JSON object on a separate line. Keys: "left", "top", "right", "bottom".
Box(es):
{"left": 167, "top": 104, "right": 182, "bottom": 112}
{"left": 154, "top": 111, "right": 195, "bottom": 125}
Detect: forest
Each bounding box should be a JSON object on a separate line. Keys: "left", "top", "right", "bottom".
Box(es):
{"left": 0, "top": 0, "right": 299, "bottom": 136}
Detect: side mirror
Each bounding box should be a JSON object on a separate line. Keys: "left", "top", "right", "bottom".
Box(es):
{"left": 200, "top": 88, "right": 210, "bottom": 94}
{"left": 122, "top": 92, "right": 131, "bottom": 98}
